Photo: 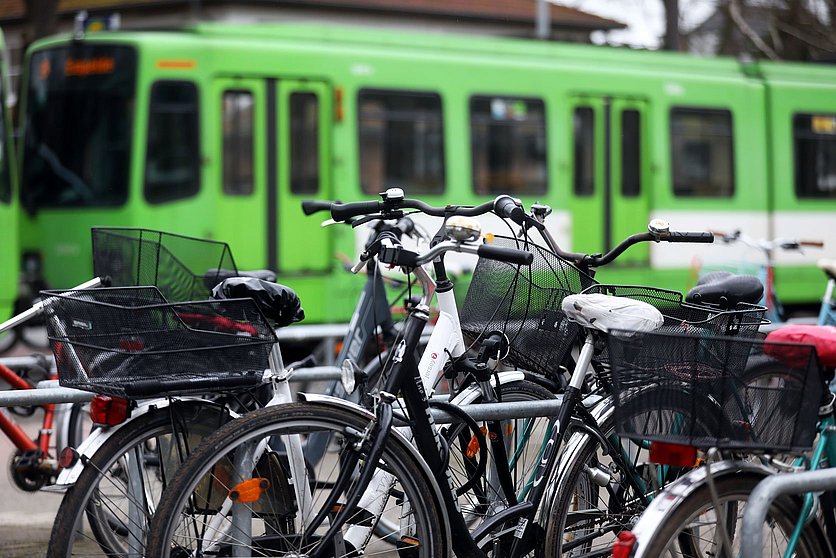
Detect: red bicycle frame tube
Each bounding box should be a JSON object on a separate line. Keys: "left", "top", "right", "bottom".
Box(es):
{"left": 0, "top": 363, "right": 47, "bottom": 453}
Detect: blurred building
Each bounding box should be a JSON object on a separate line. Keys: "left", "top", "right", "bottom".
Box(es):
{"left": 0, "top": 0, "right": 625, "bottom": 101}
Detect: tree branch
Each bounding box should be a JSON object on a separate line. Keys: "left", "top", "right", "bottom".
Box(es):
{"left": 729, "top": 0, "right": 780, "bottom": 59}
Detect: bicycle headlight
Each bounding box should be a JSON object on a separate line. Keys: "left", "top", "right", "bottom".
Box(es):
{"left": 445, "top": 216, "right": 482, "bottom": 243}
{"left": 341, "top": 359, "right": 358, "bottom": 394}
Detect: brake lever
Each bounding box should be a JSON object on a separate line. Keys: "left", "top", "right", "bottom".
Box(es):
{"left": 351, "top": 210, "right": 406, "bottom": 228}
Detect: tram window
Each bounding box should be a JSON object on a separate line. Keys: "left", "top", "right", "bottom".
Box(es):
{"left": 794, "top": 114, "right": 836, "bottom": 199}
{"left": 670, "top": 108, "right": 734, "bottom": 197}
{"left": 290, "top": 92, "right": 320, "bottom": 194}
{"left": 621, "top": 109, "right": 641, "bottom": 197}
{"left": 222, "top": 91, "right": 254, "bottom": 196}
{"left": 358, "top": 89, "right": 444, "bottom": 194}
{"left": 470, "top": 96, "right": 547, "bottom": 195}
{"left": 145, "top": 81, "right": 200, "bottom": 204}
{"left": 574, "top": 107, "right": 595, "bottom": 197}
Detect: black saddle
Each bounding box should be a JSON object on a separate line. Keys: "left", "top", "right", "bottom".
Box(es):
{"left": 685, "top": 271, "right": 764, "bottom": 310}
{"left": 212, "top": 277, "right": 304, "bottom": 327}
{"left": 203, "top": 268, "right": 278, "bottom": 291}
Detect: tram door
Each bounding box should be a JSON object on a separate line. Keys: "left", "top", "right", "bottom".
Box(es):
{"left": 567, "top": 96, "right": 650, "bottom": 266}
{"left": 271, "top": 79, "right": 333, "bottom": 273}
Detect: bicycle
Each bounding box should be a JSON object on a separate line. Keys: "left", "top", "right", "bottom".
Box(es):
{"left": 609, "top": 324, "right": 835, "bottom": 558}
{"left": 143, "top": 194, "right": 744, "bottom": 557}
{"left": 46, "top": 206, "right": 556, "bottom": 557}
{"left": 689, "top": 229, "right": 824, "bottom": 324}
{"left": 0, "top": 280, "right": 103, "bottom": 493}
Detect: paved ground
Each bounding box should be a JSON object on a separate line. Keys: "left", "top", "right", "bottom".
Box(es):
{"left": 0, "top": 339, "right": 62, "bottom": 558}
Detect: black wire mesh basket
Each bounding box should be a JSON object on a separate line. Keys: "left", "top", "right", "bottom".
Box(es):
{"left": 609, "top": 329, "right": 823, "bottom": 453}
{"left": 92, "top": 228, "right": 239, "bottom": 302}
{"left": 459, "top": 235, "right": 597, "bottom": 378}
{"left": 42, "top": 287, "right": 276, "bottom": 398}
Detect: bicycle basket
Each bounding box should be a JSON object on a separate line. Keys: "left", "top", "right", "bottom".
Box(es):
{"left": 609, "top": 329, "right": 823, "bottom": 453}
{"left": 92, "top": 228, "right": 239, "bottom": 302}
{"left": 459, "top": 236, "right": 597, "bottom": 378}
{"left": 43, "top": 287, "right": 276, "bottom": 398}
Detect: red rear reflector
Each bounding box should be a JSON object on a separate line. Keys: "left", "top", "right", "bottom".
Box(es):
{"left": 89, "top": 395, "right": 130, "bottom": 426}
{"left": 612, "top": 530, "right": 637, "bottom": 558}
{"left": 58, "top": 446, "right": 79, "bottom": 469}
{"left": 649, "top": 441, "right": 698, "bottom": 467}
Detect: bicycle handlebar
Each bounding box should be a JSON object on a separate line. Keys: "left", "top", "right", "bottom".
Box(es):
{"left": 329, "top": 198, "right": 497, "bottom": 222}
{"left": 581, "top": 231, "right": 714, "bottom": 268}
{"left": 711, "top": 229, "right": 824, "bottom": 252}
{"left": 301, "top": 199, "right": 335, "bottom": 216}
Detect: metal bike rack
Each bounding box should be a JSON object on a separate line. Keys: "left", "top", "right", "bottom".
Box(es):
{"left": 741, "top": 467, "right": 836, "bottom": 558}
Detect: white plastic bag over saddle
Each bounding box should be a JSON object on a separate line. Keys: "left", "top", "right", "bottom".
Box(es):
{"left": 561, "top": 293, "right": 664, "bottom": 335}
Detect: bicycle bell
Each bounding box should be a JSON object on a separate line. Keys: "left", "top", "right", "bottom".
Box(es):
{"left": 445, "top": 216, "right": 482, "bottom": 243}
{"left": 648, "top": 218, "right": 670, "bottom": 235}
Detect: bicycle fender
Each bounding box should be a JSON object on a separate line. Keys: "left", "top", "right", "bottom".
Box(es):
{"left": 631, "top": 461, "right": 775, "bottom": 558}
{"left": 446, "top": 371, "right": 526, "bottom": 405}
{"left": 47, "top": 397, "right": 226, "bottom": 490}
{"left": 298, "top": 392, "right": 453, "bottom": 554}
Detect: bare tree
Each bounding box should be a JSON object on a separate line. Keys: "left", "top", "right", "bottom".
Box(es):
{"left": 685, "top": 0, "right": 836, "bottom": 61}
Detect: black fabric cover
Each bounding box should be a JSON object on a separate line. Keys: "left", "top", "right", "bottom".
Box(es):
{"left": 212, "top": 277, "right": 304, "bottom": 327}
{"left": 685, "top": 273, "right": 764, "bottom": 308}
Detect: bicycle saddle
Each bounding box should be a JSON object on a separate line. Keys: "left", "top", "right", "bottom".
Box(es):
{"left": 212, "top": 277, "right": 304, "bottom": 327}
{"left": 561, "top": 293, "right": 664, "bottom": 334}
{"left": 685, "top": 272, "right": 763, "bottom": 309}
{"left": 203, "top": 268, "right": 278, "bottom": 290}
{"left": 818, "top": 259, "right": 836, "bottom": 280}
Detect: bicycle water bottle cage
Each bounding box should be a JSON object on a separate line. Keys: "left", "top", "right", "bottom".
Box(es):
{"left": 685, "top": 273, "right": 764, "bottom": 309}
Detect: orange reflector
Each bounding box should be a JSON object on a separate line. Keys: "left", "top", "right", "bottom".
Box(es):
{"left": 229, "top": 478, "right": 270, "bottom": 503}
{"left": 612, "top": 530, "right": 636, "bottom": 558}
{"left": 401, "top": 536, "right": 420, "bottom": 547}
{"left": 466, "top": 426, "right": 488, "bottom": 459}
{"left": 649, "top": 441, "right": 698, "bottom": 467}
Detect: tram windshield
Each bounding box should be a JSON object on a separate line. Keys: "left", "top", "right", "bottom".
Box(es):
{"left": 21, "top": 44, "right": 136, "bottom": 211}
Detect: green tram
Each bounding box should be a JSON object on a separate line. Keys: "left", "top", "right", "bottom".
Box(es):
{"left": 0, "top": 28, "right": 18, "bottom": 328}
{"left": 16, "top": 22, "right": 836, "bottom": 323}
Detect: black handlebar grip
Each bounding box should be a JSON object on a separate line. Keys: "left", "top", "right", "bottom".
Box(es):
{"left": 667, "top": 231, "right": 715, "bottom": 243}
{"left": 330, "top": 200, "right": 383, "bottom": 222}
{"left": 301, "top": 199, "right": 334, "bottom": 216}
{"left": 494, "top": 195, "right": 526, "bottom": 225}
{"left": 477, "top": 244, "right": 534, "bottom": 266}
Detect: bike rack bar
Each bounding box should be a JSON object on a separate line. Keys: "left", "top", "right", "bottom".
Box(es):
{"left": 741, "top": 468, "right": 836, "bottom": 558}
{"left": 420, "top": 397, "right": 563, "bottom": 424}
{"left": 0, "top": 385, "right": 94, "bottom": 406}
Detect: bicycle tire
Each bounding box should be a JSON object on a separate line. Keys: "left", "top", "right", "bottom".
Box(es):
{"left": 633, "top": 473, "right": 830, "bottom": 557}
{"left": 0, "top": 327, "right": 18, "bottom": 354}
{"left": 441, "top": 380, "right": 557, "bottom": 531}
{"left": 47, "top": 401, "right": 232, "bottom": 558}
{"left": 541, "top": 387, "right": 723, "bottom": 557}
{"left": 145, "top": 402, "right": 444, "bottom": 558}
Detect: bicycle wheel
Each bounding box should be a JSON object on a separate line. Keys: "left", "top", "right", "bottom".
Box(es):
{"left": 633, "top": 473, "right": 830, "bottom": 557}
{"left": 48, "top": 401, "right": 232, "bottom": 557}
{"left": 441, "top": 380, "right": 556, "bottom": 530}
{"left": 145, "top": 402, "right": 444, "bottom": 558}
{"left": 542, "top": 388, "right": 722, "bottom": 557}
